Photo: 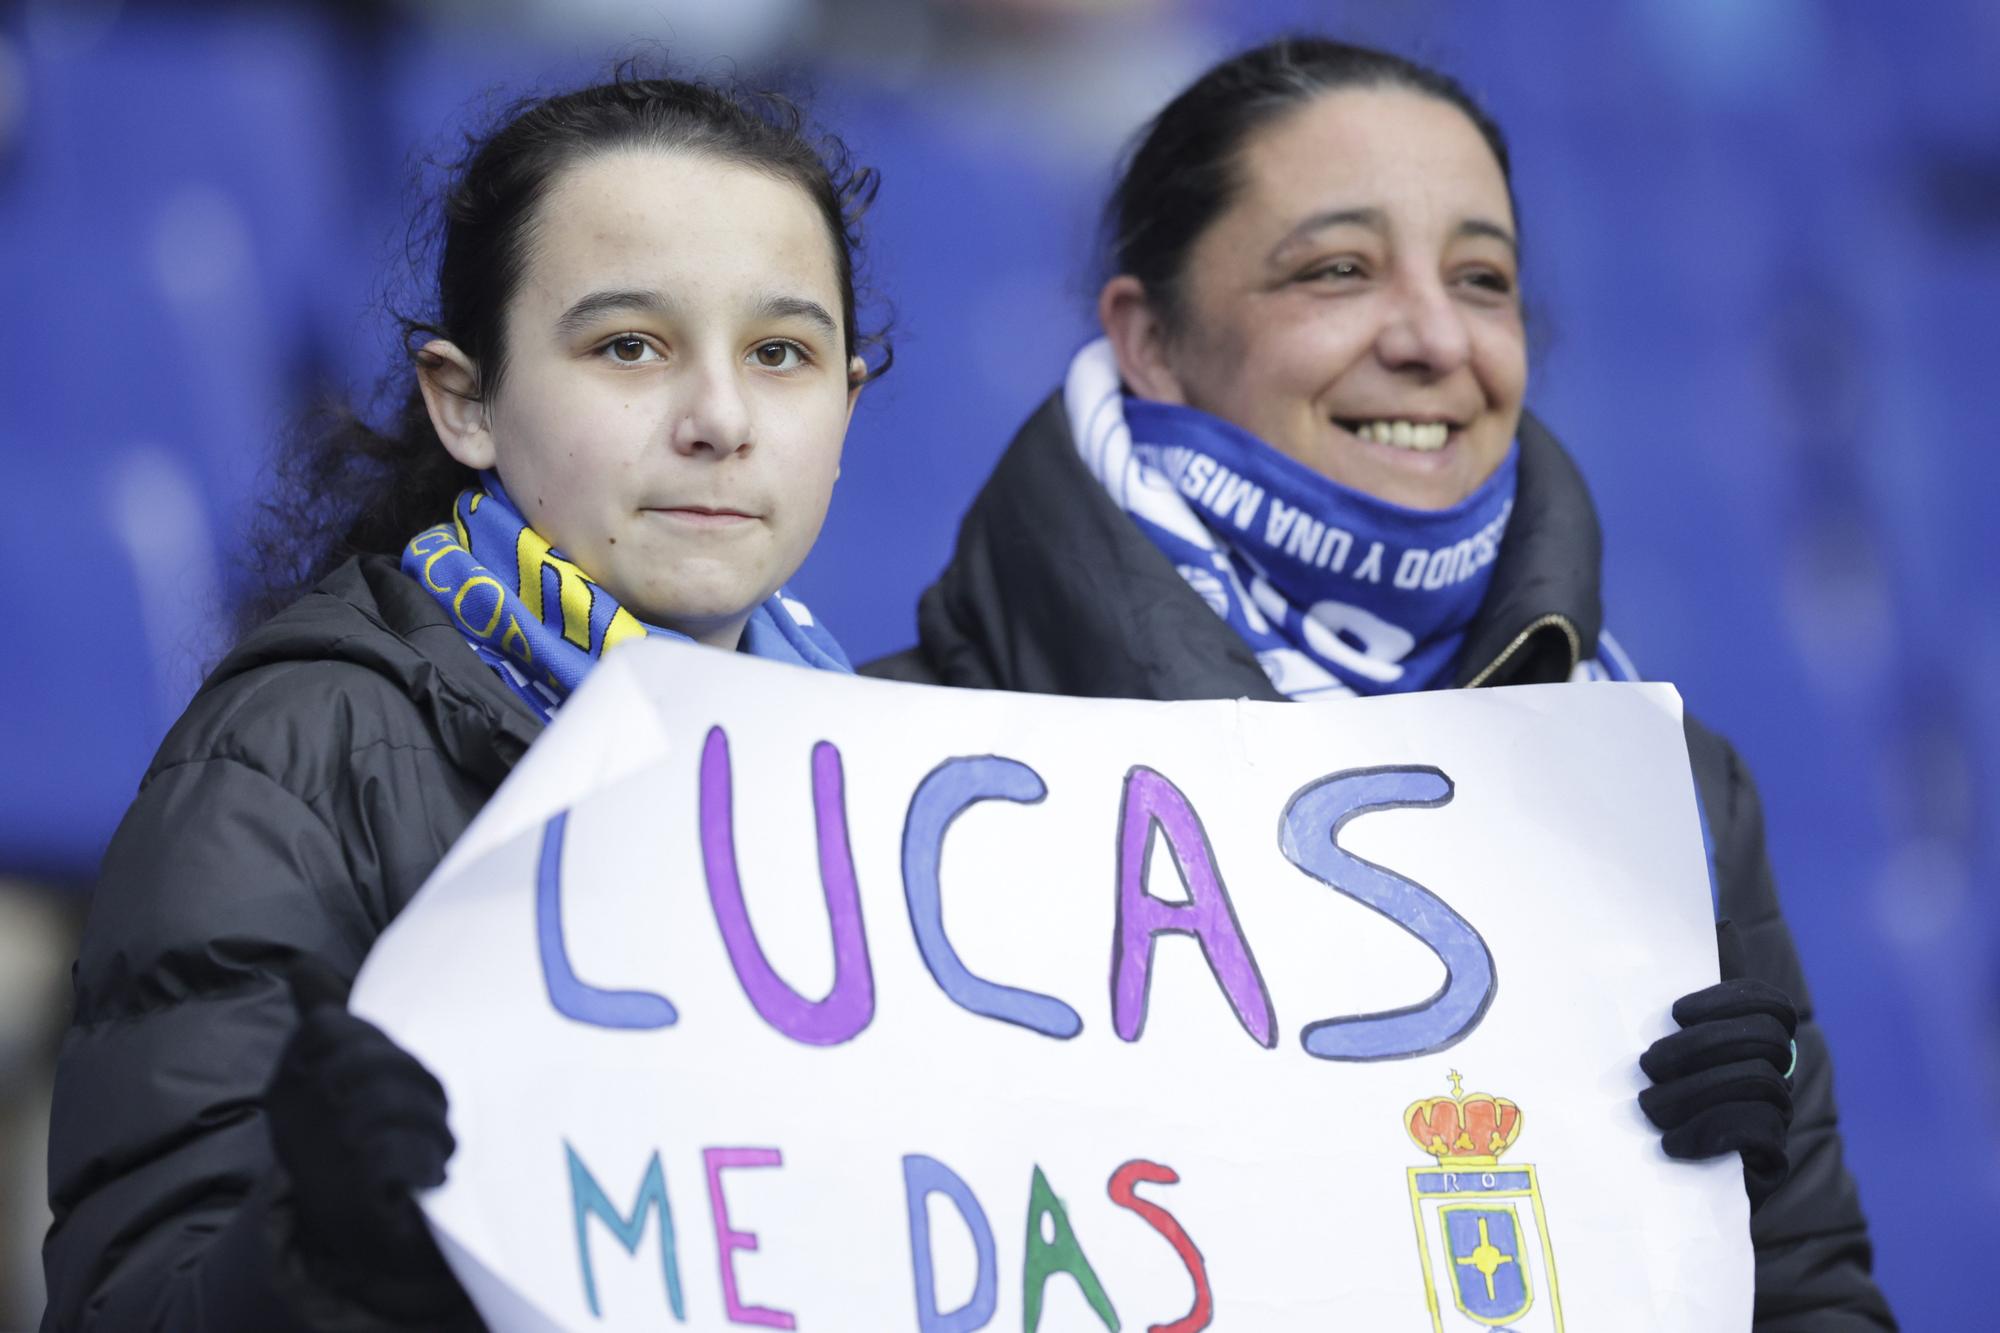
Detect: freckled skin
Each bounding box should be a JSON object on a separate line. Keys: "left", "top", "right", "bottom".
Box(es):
{"left": 1147, "top": 89, "right": 1527, "bottom": 510}
{"left": 458, "top": 149, "right": 859, "bottom": 645}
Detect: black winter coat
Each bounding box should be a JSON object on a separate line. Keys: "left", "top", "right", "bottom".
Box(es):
{"left": 41, "top": 556, "right": 527, "bottom": 1331}
{"left": 863, "top": 394, "right": 1897, "bottom": 1331}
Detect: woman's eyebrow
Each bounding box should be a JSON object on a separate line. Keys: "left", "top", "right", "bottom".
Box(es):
{"left": 1266, "top": 209, "right": 1520, "bottom": 265}
{"left": 1456, "top": 217, "right": 1519, "bottom": 257}
{"left": 1267, "top": 207, "right": 1385, "bottom": 265}
{"left": 554, "top": 287, "right": 677, "bottom": 334}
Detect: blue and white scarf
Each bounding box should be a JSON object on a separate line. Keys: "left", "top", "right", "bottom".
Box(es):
{"left": 403, "top": 478, "right": 849, "bottom": 720}
{"left": 1065, "top": 339, "right": 1636, "bottom": 698}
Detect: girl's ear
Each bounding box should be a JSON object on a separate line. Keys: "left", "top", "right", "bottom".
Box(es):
{"left": 415, "top": 340, "right": 494, "bottom": 470}
{"left": 1098, "top": 275, "right": 1188, "bottom": 405}
{"left": 844, "top": 355, "right": 868, "bottom": 426}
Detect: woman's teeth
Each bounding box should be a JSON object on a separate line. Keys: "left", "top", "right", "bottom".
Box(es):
{"left": 1350, "top": 420, "right": 1451, "bottom": 452}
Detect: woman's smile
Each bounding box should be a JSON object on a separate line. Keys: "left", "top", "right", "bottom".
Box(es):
{"left": 1328, "top": 415, "right": 1471, "bottom": 475}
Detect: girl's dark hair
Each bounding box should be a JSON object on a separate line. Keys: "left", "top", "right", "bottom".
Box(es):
{"left": 242, "top": 62, "right": 888, "bottom": 633}
{"left": 1106, "top": 36, "right": 1515, "bottom": 330}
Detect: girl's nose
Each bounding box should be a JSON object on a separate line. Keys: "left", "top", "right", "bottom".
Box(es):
{"left": 670, "top": 355, "right": 754, "bottom": 458}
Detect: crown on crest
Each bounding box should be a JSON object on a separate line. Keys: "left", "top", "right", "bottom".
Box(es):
{"left": 1405, "top": 1071, "right": 1523, "bottom": 1167}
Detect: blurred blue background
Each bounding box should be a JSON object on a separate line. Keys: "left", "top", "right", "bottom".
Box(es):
{"left": 2, "top": 0, "right": 1994, "bottom": 1325}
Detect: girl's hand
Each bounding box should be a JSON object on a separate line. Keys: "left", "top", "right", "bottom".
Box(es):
{"left": 265, "top": 958, "right": 471, "bottom": 1321}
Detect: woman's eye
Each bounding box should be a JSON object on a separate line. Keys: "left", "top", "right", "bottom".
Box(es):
{"left": 602, "top": 335, "right": 660, "bottom": 364}
{"left": 1459, "top": 269, "right": 1515, "bottom": 296}
{"left": 1302, "top": 258, "right": 1365, "bottom": 283}
{"left": 751, "top": 341, "right": 805, "bottom": 370}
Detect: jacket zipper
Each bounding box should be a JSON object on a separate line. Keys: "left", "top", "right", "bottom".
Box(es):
{"left": 1462, "top": 613, "right": 1581, "bottom": 689}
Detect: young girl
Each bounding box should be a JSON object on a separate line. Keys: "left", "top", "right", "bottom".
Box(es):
{"left": 41, "top": 70, "right": 881, "bottom": 1331}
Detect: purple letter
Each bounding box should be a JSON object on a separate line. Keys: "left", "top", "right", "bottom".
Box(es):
{"left": 1112, "top": 766, "right": 1275, "bottom": 1047}
{"left": 701, "top": 726, "right": 874, "bottom": 1045}
{"left": 703, "top": 1148, "right": 796, "bottom": 1329}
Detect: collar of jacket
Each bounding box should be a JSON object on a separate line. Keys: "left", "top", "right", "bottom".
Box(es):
{"left": 203, "top": 555, "right": 547, "bottom": 787}
{"left": 916, "top": 394, "right": 1603, "bottom": 701}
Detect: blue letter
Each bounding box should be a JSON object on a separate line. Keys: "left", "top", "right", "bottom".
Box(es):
{"left": 538, "top": 810, "right": 677, "bottom": 1029}
{"left": 568, "top": 1142, "right": 685, "bottom": 1320}
{"left": 903, "top": 1154, "right": 998, "bottom": 1333}
{"left": 901, "top": 757, "right": 1082, "bottom": 1039}
{"left": 1279, "top": 767, "right": 1494, "bottom": 1060}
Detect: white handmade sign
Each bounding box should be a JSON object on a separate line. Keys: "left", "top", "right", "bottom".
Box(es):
{"left": 351, "top": 638, "right": 1751, "bottom": 1332}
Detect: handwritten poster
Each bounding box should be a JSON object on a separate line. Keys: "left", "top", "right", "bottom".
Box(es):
{"left": 350, "top": 638, "right": 1751, "bottom": 1331}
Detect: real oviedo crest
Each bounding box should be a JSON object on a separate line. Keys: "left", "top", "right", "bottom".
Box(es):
{"left": 1406, "top": 1072, "right": 1564, "bottom": 1331}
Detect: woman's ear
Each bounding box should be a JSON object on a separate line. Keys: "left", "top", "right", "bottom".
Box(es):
{"left": 1098, "top": 275, "right": 1187, "bottom": 405}
{"left": 415, "top": 339, "right": 494, "bottom": 470}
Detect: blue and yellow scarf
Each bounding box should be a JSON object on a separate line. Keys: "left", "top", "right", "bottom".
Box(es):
{"left": 403, "top": 479, "right": 849, "bottom": 719}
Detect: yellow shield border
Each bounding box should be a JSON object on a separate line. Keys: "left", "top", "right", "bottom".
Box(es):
{"left": 1407, "top": 1163, "right": 1564, "bottom": 1332}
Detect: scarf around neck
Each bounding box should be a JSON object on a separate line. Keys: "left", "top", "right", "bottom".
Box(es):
{"left": 402, "top": 478, "right": 849, "bottom": 720}
{"left": 1065, "top": 338, "right": 1518, "bottom": 700}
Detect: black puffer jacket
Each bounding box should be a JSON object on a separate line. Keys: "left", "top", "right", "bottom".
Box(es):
{"left": 864, "top": 394, "right": 1897, "bottom": 1331}
{"left": 41, "top": 556, "right": 529, "bottom": 1331}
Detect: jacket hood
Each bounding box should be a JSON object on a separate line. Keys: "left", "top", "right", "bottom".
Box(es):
{"left": 202, "top": 555, "right": 544, "bottom": 789}
{"left": 914, "top": 394, "right": 1603, "bottom": 699}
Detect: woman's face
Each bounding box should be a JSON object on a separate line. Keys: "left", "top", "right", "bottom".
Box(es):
{"left": 1110, "top": 88, "right": 1526, "bottom": 511}
{"left": 428, "top": 147, "right": 860, "bottom": 646}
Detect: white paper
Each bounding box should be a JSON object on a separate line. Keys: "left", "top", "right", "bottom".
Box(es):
{"left": 352, "top": 639, "right": 1749, "bottom": 1331}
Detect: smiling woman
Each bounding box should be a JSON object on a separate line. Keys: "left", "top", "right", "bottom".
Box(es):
{"left": 40, "top": 67, "right": 884, "bottom": 1331}
{"left": 1104, "top": 85, "right": 1525, "bottom": 511}
{"left": 865, "top": 35, "right": 1897, "bottom": 1331}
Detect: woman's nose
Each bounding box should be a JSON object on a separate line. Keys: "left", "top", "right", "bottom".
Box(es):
{"left": 669, "top": 356, "right": 754, "bottom": 458}
{"left": 1374, "top": 272, "right": 1473, "bottom": 377}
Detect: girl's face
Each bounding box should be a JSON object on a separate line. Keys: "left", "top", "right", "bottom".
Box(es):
{"left": 425, "top": 148, "right": 861, "bottom": 647}
{"left": 1105, "top": 88, "right": 1526, "bottom": 511}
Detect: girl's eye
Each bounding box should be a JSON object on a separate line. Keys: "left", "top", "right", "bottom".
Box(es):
{"left": 751, "top": 341, "right": 805, "bottom": 370}
{"left": 602, "top": 335, "right": 659, "bottom": 364}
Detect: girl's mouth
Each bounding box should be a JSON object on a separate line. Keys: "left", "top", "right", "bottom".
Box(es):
{"left": 648, "top": 506, "right": 759, "bottom": 528}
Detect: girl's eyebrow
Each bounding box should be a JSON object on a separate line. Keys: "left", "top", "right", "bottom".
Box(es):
{"left": 553, "top": 288, "right": 838, "bottom": 339}
{"left": 755, "top": 294, "right": 839, "bottom": 339}
{"left": 554, "top": 287, "right": 676, "bottom": 334}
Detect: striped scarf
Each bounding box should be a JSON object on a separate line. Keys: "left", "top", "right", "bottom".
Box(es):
{"left": 402, "top": 478, "right": 848, "bottom": 720}
{"left": 1065, "top": 339, "right": 1516, "bottom": 699}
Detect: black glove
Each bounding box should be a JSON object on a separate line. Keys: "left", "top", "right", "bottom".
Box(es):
{"left": 266, "top": 957, "right": 471, "bottom": 1321}
{"left": 1638, "top": 920, "right": 1798, "bottom": 1210}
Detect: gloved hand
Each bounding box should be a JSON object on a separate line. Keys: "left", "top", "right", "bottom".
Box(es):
{"left": 1638, "top": 919, "right": 1797, "bottom": 1210}
{"left": 265, "top": 957, "right": 470, "bottom": 1321}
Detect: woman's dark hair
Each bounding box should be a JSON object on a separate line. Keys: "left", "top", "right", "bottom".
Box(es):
{"left": 1106, "top": 36, "right": 1515, "bottom": 330}
{"left": 242, "top": 62, "right": 888, "bottom": 633}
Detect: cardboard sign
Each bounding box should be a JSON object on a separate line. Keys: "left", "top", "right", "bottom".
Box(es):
{"left": 351, "top": 639, "right": 1750, "bottom": 1331}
